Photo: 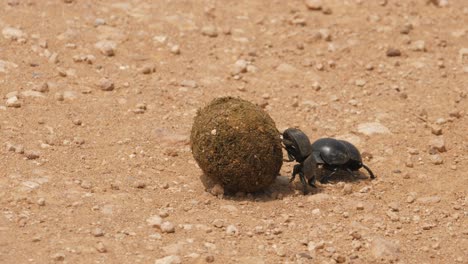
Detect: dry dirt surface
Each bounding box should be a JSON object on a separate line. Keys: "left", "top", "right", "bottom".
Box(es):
{"left": 1, "top": 0, "right": 467, "bottom": 263}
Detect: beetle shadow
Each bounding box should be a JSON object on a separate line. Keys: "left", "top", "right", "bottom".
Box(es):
{"left": 199, "top": 173, "right": 323, "bottom": 202}
{"left": 316, "top": 168, "right": 371, "bottom": 184}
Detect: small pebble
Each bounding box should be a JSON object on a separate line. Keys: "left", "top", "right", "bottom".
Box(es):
{"left": 428, "top": 0, "right": 449, "bottom": 7}
{"left": 405, "top": 158, "right": 414, "bottom": 168}
{"left": 80, "top": 180, "right": 92, "bottom": 189}
{"left": 410, "top": 40, "right": 427, "bottom": 52}
{"left": 333, "top": 254, "right": 346, "bottom": 263}
{"left": 95, "top": 40, "right": 116, "bottom": 56}
{"left": 359, "top": 186, "right": 371, "bottom": 193}
{"left": 92, "top": 228, "right": 104, "bottom": 237}
{"left": 429, "top": 137, "right": 446, "bottom": 153}
{"left": 430, "top": 125, "right": 443, "bottom": 135}
{"left": 232, "top": 59, "right": 248, "bottom": 75}
{"left": 388, "top": 202, "right": 400, "bottom": 212}
{"left": 161, "top": 221, "right": 175, "bottom": 233}
{"left": 205, "top": 255, "right": 215, "bottom": 262}
{"left": 226, "top": 225, "right": 239, "bottom": 235}
{"left": 449, "top": 110, "right": 462, "bottom": 118}
{"left": 304, "top": 0, "right": 322, "bottom": 10}
{"left": 319, "top": 28, "right": 332, "bottom": 41}
{"left": 94, "top": 18, "right": 106, "bottom": 27}
{"left": 139, "top": 64, "right": 155, "bottom": 74}
{"left": 147, "top": 215, "right": 163, "bottom": 228}
{"left": 33, "top": 82, "right": 49, "bottom": 93}
{"left": 170, "top": 45, "right": 180, "bottom": 55}
{"left": 96, "top": 242, "right": 107, "bottom": 253}
{"left": 408, "top": 148, "right": 419, "bottom": 155}
{"left": 212, "top": 219, "right": 224, "bottom": 228}
{"left": 6, "top": 96, "right": 21, "bottom": 108}
{"left": 355, "top": 79, "right": 367, "bottom": 87}
{"left": 51, "top": 253, "right": 65, "bottom": 261}
{"left": 386, "top": 48, "right": 401, "bottom": 57}
{"left": 180, "top": 80, "right": 198, "bottom": 88}
{"left": 356, "top": 203, "right": 364, "bottom": 210}
{"left": 98, "top": 78, "right": 114, "bottom": 91}
{"left": 386, "top": 210, "right": 399, "bottom": 222}
{"left": 430, "top": 154, "right": 443, "bottom": 165}
{"left": 2, "top": 26, "right": 26, "bottom": 41}
{"left": 72, "top": 119, "right": 82, "bottom": 126}
{"left": 400, "top": 23, "right": 413, "bottom": 34}
{"left": 155, "top": 255, "right": 181, "bottom": 264}
{"left": 55, "top": 92, "right": 64, "bottom": 101}
{"left": 201, "top": 25, "right": 218, "bottom": 37}
{"left": 24, "top": 150, "right": 40, "bottom": 160}
{"left": 37, "top": 198, "right": 46, "bottom": 206}
{"left": 343, "top": 184, "right": 353, "bottom": 195}
{"left": 57, "top": 67, "right": 67, "bottom": 77}
{"left": 14, "top": 144, "right": 24, "bottom": 154}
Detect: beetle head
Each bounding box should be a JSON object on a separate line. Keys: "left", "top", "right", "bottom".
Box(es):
{"left": 282, "top": 128, "right": 312, "bottom": 162}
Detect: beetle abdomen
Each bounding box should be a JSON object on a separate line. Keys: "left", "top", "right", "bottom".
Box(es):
{"left": 312, "top": 138, "right": 349, "bottom": 165}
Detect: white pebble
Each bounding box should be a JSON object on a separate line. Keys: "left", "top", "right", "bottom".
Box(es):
{"left": 304, "top": 0, "right": 323, "bottom": 10}
{"left": 95, "top": 40, "right": 117, "bottom": 56}
{"left": 147, "top": 215, "right": 163, "bottom": 228}
{"left": 161, "top": 221, "right": 175, "bottom": 233}
{"left": 2, "top": 26, "right": 26, "bottom": 41}
{"left": 357, "top": 122, "right": 390, "bottom": 135}
{"left": 226, "top": 224, "right": 239, "bottom": 235}
{"left": 170, "top": 45, "right": 180, "bottom": 54}
{"left": 155, "top": 255, "right": 181, "bottom": 264}
{"left": 6, "top": 96, "right": 21, "bottom": 108}
{"left": 201, "top": 26, "right": 218, "bottom": 37}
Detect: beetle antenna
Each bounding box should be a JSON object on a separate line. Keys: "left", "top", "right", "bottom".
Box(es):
{"left": 362, "top": 164, "right": 375, "bottom": 179}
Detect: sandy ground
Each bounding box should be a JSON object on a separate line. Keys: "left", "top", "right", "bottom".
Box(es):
{"left": 0, "top": 0, "right": 467, "bottom": 263}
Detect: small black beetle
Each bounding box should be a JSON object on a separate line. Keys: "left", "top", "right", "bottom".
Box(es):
{"left": 283, "top": 128, "right": 376, "bottom": 194}
{"left": 311, "top": 138, "right": 375, "bottom": 183}
{"left": 282, "top": 128, "right": 318, "bottom": 194}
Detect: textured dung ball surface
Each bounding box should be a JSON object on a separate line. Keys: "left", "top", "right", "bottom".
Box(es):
{"left": 191, "top": 97, "right": 283, "bottom": 193}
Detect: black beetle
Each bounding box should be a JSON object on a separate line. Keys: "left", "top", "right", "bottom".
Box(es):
{"left": 311, "top": 138, "right": 375, "bottom": 183}
{"left": 282, "top": 128, "right": 318, "bottom": 194}
{"left": 283, "top": 128, "right": 375, "bottom": 194}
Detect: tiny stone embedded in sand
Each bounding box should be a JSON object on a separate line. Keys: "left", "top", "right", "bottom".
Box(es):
{"left": 98, "top": 78, "right": 114, "bottom": 91}
{"left": 95, "top": 40, "right": 117, "bottom": 56}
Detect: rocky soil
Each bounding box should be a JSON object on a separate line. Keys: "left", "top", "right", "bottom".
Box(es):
{"left": 0, "top": 0, "right": 467, "bottom": 263}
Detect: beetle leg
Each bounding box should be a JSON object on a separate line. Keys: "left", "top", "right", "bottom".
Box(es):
{"left": 290, "top": 164, "right": 301, "bottom": 183}
{"left": 299, "top": 171, "right": 309, "bottom": 195}
{"left": 320, "top": 167, "right": 338, "bottom": 184}
{"left": 362, "top": 164, "right": 376, "bottom": 179}
{"left": 308, "top": 177, "right": 317, "bottom": 188}
{"left": 284, "top": 152, "right": 295, "bottom": 162}
{"left": 302, "top": 154, "right": 318, "bottom": 188}
{"left": 346, "top": 168, "right": 356, "bottom": 178}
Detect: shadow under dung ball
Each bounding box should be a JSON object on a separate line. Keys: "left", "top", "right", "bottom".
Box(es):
{"left": 191, "top": 97, "right": 283, "bottom": 193}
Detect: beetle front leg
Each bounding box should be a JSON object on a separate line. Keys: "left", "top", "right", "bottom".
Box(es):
{"left": 308, "top": 176, "right": 317, "bottom": 188}
{"left": 290, "top": 164, "right": 301, "bottom": 183}
{"left": 299, "top": 172, "right": 309, "bottom": 195}
{"left": 362, "top": 164, "right": 376, "bottom": 179}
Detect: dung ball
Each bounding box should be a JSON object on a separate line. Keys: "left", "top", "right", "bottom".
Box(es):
{"left": 191, "top": 97, "right": 283, "bottom": 193}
